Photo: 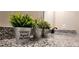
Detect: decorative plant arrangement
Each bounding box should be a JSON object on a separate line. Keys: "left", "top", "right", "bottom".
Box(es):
{"left": 10, "top": 13, "right": 34, "bottom": 44}
{"left": 10, "top": 13, "right": 51, "bottom": 44}
{"left": 31, "top": 19, "right": 40, "bottom": 39}
{"left": 31, "top": 19, "right": 50, "bottom": 38}
{"left": 37, "top": 20, "right": 50, "bottom": 37}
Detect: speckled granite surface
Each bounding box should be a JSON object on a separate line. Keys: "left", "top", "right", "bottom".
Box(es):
{"left": 0, "top": 33, "right": 79, "bottom": 47}
{"left": 0, "top": 27, "right": 15, "bottom": 39}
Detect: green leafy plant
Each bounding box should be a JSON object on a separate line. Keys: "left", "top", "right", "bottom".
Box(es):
{"left": 32, "top": 19, "right": 40, "bottom": 28}
{"left": 39, "top": 20, "right": 50, "bottom": 38}
{"left": 36, "top": 20, "right": 50, "bottom": 38}
{"left": 10, "top": 13, "right": 33, "bottom": 27}
{"left": 37, "top": 20, "right": 50, "bottom": 29}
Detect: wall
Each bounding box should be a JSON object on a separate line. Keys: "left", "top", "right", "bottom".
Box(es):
{"left": 55, "top": 11, "right": 78, "bottom": 30}
{"left": 0, "top": 11, "right": 44, "bottom": 27}
{"left": 44, "top": 11, "right": 55, "bottom": 27}
{"left": 55, "top": 11, "right": 79, "bottom": 34}
{"left": 44, "top": 11, "right": 79, "bottom": 33}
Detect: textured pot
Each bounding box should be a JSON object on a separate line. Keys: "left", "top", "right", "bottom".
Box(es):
{"left": 15, "top": 27, "right": 32, "bottom": 45}
{"left": 32, "top": 28, "right": 50, "bottom": 39}
{"left": 31, "top": 27, "right": 42, "bottom": 39}
{"left": 41, "top": 29, "right": 50, "bottom": 38}
{"left": 35, "top": 28, "right": 42, "bottom": 38}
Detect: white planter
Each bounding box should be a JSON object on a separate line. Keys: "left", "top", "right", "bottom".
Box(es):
{"left": 41, "top": 29, "right": 50, "bottom": 38}
{"left": 35, "top": 28, "right": 42, "bottom": 38}
{"left": 33, "top": 28, "right": 50, "bottom": 38}
{"left": 15, "top": 27, "right": 32, "bottom": 45}
{"left": 31, "top": 28, "right": 42, "bottom": 39}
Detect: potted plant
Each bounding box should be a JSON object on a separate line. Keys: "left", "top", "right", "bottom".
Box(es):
{"left": 31, "top": 19, "right": 42, "bottom": 39}
{"left": 10, "top": 13, "right": 33, "bottom": 44}
{"left": 33, "top": 19, "right": 50, "bottom": 38}
{"left": 38, "top": 20, "right": 50, "bottom": 38}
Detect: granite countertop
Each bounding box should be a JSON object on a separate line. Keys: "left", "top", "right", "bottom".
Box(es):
{"left": 0, "top": 33, "right": 79, "bottom": 47}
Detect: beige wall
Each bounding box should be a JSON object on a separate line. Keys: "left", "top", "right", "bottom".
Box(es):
{"left": 44, "top": 11, "right": 55, "bottom": 27}
{"left": 44, "top": 11, "right": 79, "bottom": 33}
{"left": 0, "top": 11, "right": 44, "bottom": 27}
{"left": 55, "top": 11, "right": 79, "bottom": 33}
